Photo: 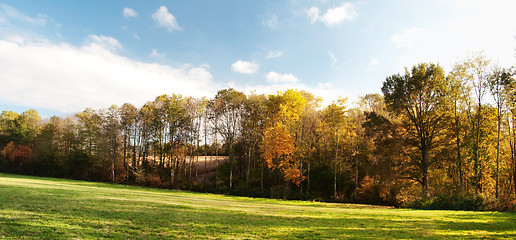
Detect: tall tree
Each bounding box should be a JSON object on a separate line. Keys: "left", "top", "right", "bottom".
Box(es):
{"left": 102, "top": 105, "right": 121, "bottom": 183}
{"left": 241, "top": 93, "right": 267, "bottom": 190}
{"left": 448, "top": 64, "right": 471, "bottom": 193}
{"left": 120, "top": 103, "right": 138, "bottom": 176}
{"left": 489, "top": 66, "right": 515, "bottom": 197}
{"left": 321, "top": 98, "right": 347, "bottom": 200}
{"left": 262, "top": 90, "right": 307, "bottom": 187}
{"left": 212, "top": 88, "right": 246, "bottom": 189}
{"left": 463, "top": 52, "right": 491, "bottom": 194}
{"left": 382, "top": 63, "right": 449, "bottom": 198}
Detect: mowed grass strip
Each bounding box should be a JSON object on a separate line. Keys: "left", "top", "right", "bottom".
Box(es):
{"left": 0, "top": 173, "right": 515, "bottom": 239}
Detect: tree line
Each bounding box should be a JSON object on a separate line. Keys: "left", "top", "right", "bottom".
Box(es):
{"left": 1, "top": 52, "right": 515, "bottom": 207}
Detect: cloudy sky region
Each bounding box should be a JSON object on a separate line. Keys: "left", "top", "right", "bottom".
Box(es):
{"left": 0, "top": 0, "right": 515, "bottom": 116}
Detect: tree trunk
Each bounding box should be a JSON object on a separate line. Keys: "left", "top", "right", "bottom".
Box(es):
{"left": 307, "top": 161, "right": 311, "bottom": 197}
{"left": 229, "top": 143, "right": 233, "bottom": 189}
{"left": 215, "top": 137, "right": 219, "bottom": 189}
{"left": 260, "top": 159, "right": 264, "bottom": 193}
{"left": 170, "top": 154, "right": 175, "bottom": 187}
{"left": 299, "top": 157, "right": 303, "bottom": 199}
{"left": 455, "top": 101, "right": 463, "bottom": 193}
{"left": 354, "top": 155, "right": 358, "bottom": 202}
{"left": 246, "top": 145, "right": 251, "bottom": 190}
{"left": 123, "top": 133, "right": 127, "bottom": 171}
{"left": 496, "top": 110, "right": 501, "bottom": 198}
{"left": 334, "top": 160, "right": 338, "bottom": 200}
{"left": 422, "top": 147, "right": 429, "bottom": 198}
{"left": 510, "top": 117, "right": 516, "bottom": 195}
{"left": 334, "top": 131, "right": 338, "bottom": 200}
{"left": 132, "top": 127, "right": 137, "bottom": 169}
{"left": 230, "top": 164, "right": 233, "bottom": 189}
{"left": 474, "top": 99, "right": 482, "bottom": 194}
{"left": 204, "top": 125, "right": 208, "bottom": 188}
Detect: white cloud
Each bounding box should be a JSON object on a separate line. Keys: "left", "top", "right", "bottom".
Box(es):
{"left": 391, "top": 28, "right": 428, "bottom": 48}
{"left": 231, "top": 60, "right": 259, "bottom": 74}
{"left": 263, "top": 14, "right": 278, "bottom": 28}
{"left": 152, "top": 6, "right": 181, "bottom": 32}
{"left": 150, "top": 48, "right": 165, "bottom": 58}
{"left": 0, "top": 37, "right": 218, "bottom": 113}
{"left": 370, "top": 58, "right": 379, "bottom": 65}
{"left": 0, "top": 4, "right": 46, "bottom": 25}
{"left": 123, "top": 8, "right": 138, "bottom": 19}
{"left": 389, "top": 1, "right": 516, "bottom": 75}
{"left": 266, "top": 71, "right": 298, "bottom": 83}
{"left": 86, "top": 35, "right": 122, "bottom": 52}
{"left": 328, "top": 51, "right": 338, "bottom": 65}
{"left": 306, "top": 7, "right": 320, "bottom": 24}
{"left": 133, "top": 34, "right": 140, "bottom": 40}
{"left": 227, "top": 80, "right": 344, "bottom": 107}
{"left": 266, "top": 50, "right": 283, "bottom": 59}
{"left": 306, "top": 2, "right": 358, "bottom": 26}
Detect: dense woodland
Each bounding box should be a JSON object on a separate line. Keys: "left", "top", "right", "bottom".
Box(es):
{"left": 2, "top": 52, "right": 516, "bottom": 208}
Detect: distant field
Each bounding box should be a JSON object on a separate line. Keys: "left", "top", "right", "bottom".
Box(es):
{"left": 0, "top": 173, "right": 515, "bottom": 239}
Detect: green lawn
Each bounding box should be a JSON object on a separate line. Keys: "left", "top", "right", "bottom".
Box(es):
{"left": 0, "top": 173, "right": 515, "bottom": 239}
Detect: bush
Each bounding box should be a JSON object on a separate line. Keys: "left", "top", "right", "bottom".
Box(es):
{"left": 408, "top": 195, "right": 487, "bottom": 211}
{"left": 486, "top": 196, "right": 516, "bottom": 212}
{"left": 451, "top": 195, "right": 486, "bottom": 211}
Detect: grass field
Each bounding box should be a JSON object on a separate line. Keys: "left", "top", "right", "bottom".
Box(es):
{"left": 0, "top": 173, "right": 515, "bottom": 239}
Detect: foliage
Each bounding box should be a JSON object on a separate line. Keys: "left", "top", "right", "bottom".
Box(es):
{"left": 1, "top": 51, "right": 516, "bottom": 206}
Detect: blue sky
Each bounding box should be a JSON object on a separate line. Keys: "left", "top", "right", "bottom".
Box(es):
{"left": 1, "top": 0, "right": 515, "bottom": 117}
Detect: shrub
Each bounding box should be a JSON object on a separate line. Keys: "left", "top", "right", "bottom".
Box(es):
{"left": 408, "top": 195, "right": 487, "bottom": 211}
{"left": 486, "top": 196, "right": 516, "bottom": 212}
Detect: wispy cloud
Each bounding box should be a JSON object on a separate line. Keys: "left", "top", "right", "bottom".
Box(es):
{"left": 150, "top": 48, "right": 165, "bottom": 58}
{"left": 152, "top": 6, "right": 181, "bottom": 32}
{"left": 266, "top": 50, "right": 283, "bottom": 59}
{"left": 263, "top": 14, "right": 278, "bottom": 28}
{"left": 228, "top": 80, "right": 344, "bottom": 107}
{"left": 328, "top": 51, "right": 337, "bottom": 65}
{"left": 0, "top": 37, "right": 217, "bottom": 113}
{"left": 123, "top": 8, "right": 138, "bottom": 19}
{"left": 391, "top": 28, "right": 428, "bottom": 48}
{"left": 370, "top": 58, "right": 379, "bottom": 65}
{"left": 0, "top": 4, "right": 47, "bottom": 26}
{"left": 306, "top": 2, "right": 358, "bottom": 26}
{"left": 86, "top": 35, "right": 122, "bottom": 52}
{"left": 266, "top": 71, "right": 298, "bottom": 83}
{"left": 231, "top": 60, "right": 259, "bottom": 74}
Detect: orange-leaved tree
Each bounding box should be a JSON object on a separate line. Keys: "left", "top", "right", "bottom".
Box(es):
{"left": 261, "top": 89, "right": 307, "bottom": 185}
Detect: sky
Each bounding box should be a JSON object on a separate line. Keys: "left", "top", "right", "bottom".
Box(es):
{"left": 0, "top": 0, "right": 515, "bottom": 117}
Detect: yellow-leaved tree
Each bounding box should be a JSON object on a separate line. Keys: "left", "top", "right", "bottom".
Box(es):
{"left": 261, "top": 89, "right": 306, "bottom": 185}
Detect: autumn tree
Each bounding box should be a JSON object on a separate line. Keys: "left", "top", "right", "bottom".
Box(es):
{"left": 382, "top": 63, "right": 450, "bottom": 198}
{"left": 102, "top": 105, "right": 121, "bottom": 182}
{"left": 448, "top": 64, "right": 472, "bottom": 192}
{"left": 119, "top": 103, "right": 138, "bottom": 174}
{"left": 488, "top": 66, "right": 514, "bottom": 197}
{"left": 321, "top": 98, "right": 348, "bottom": 199}
{"left": 462, "top": 52, "right": 491, "bottom": 194}
{"left": 262, "top": 89, "right": 307, "bottom": 187}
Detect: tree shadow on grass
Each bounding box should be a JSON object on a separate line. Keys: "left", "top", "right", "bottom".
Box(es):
{"left": 2, "top": 178, "right": 516, "bottom": 239}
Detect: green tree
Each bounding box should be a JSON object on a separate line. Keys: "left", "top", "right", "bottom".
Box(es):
{"left": 490, "top": 67, "right": 515, "bottom": 197}
{"left": 212, "top": 88, "right": 246, "bottom": 189}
